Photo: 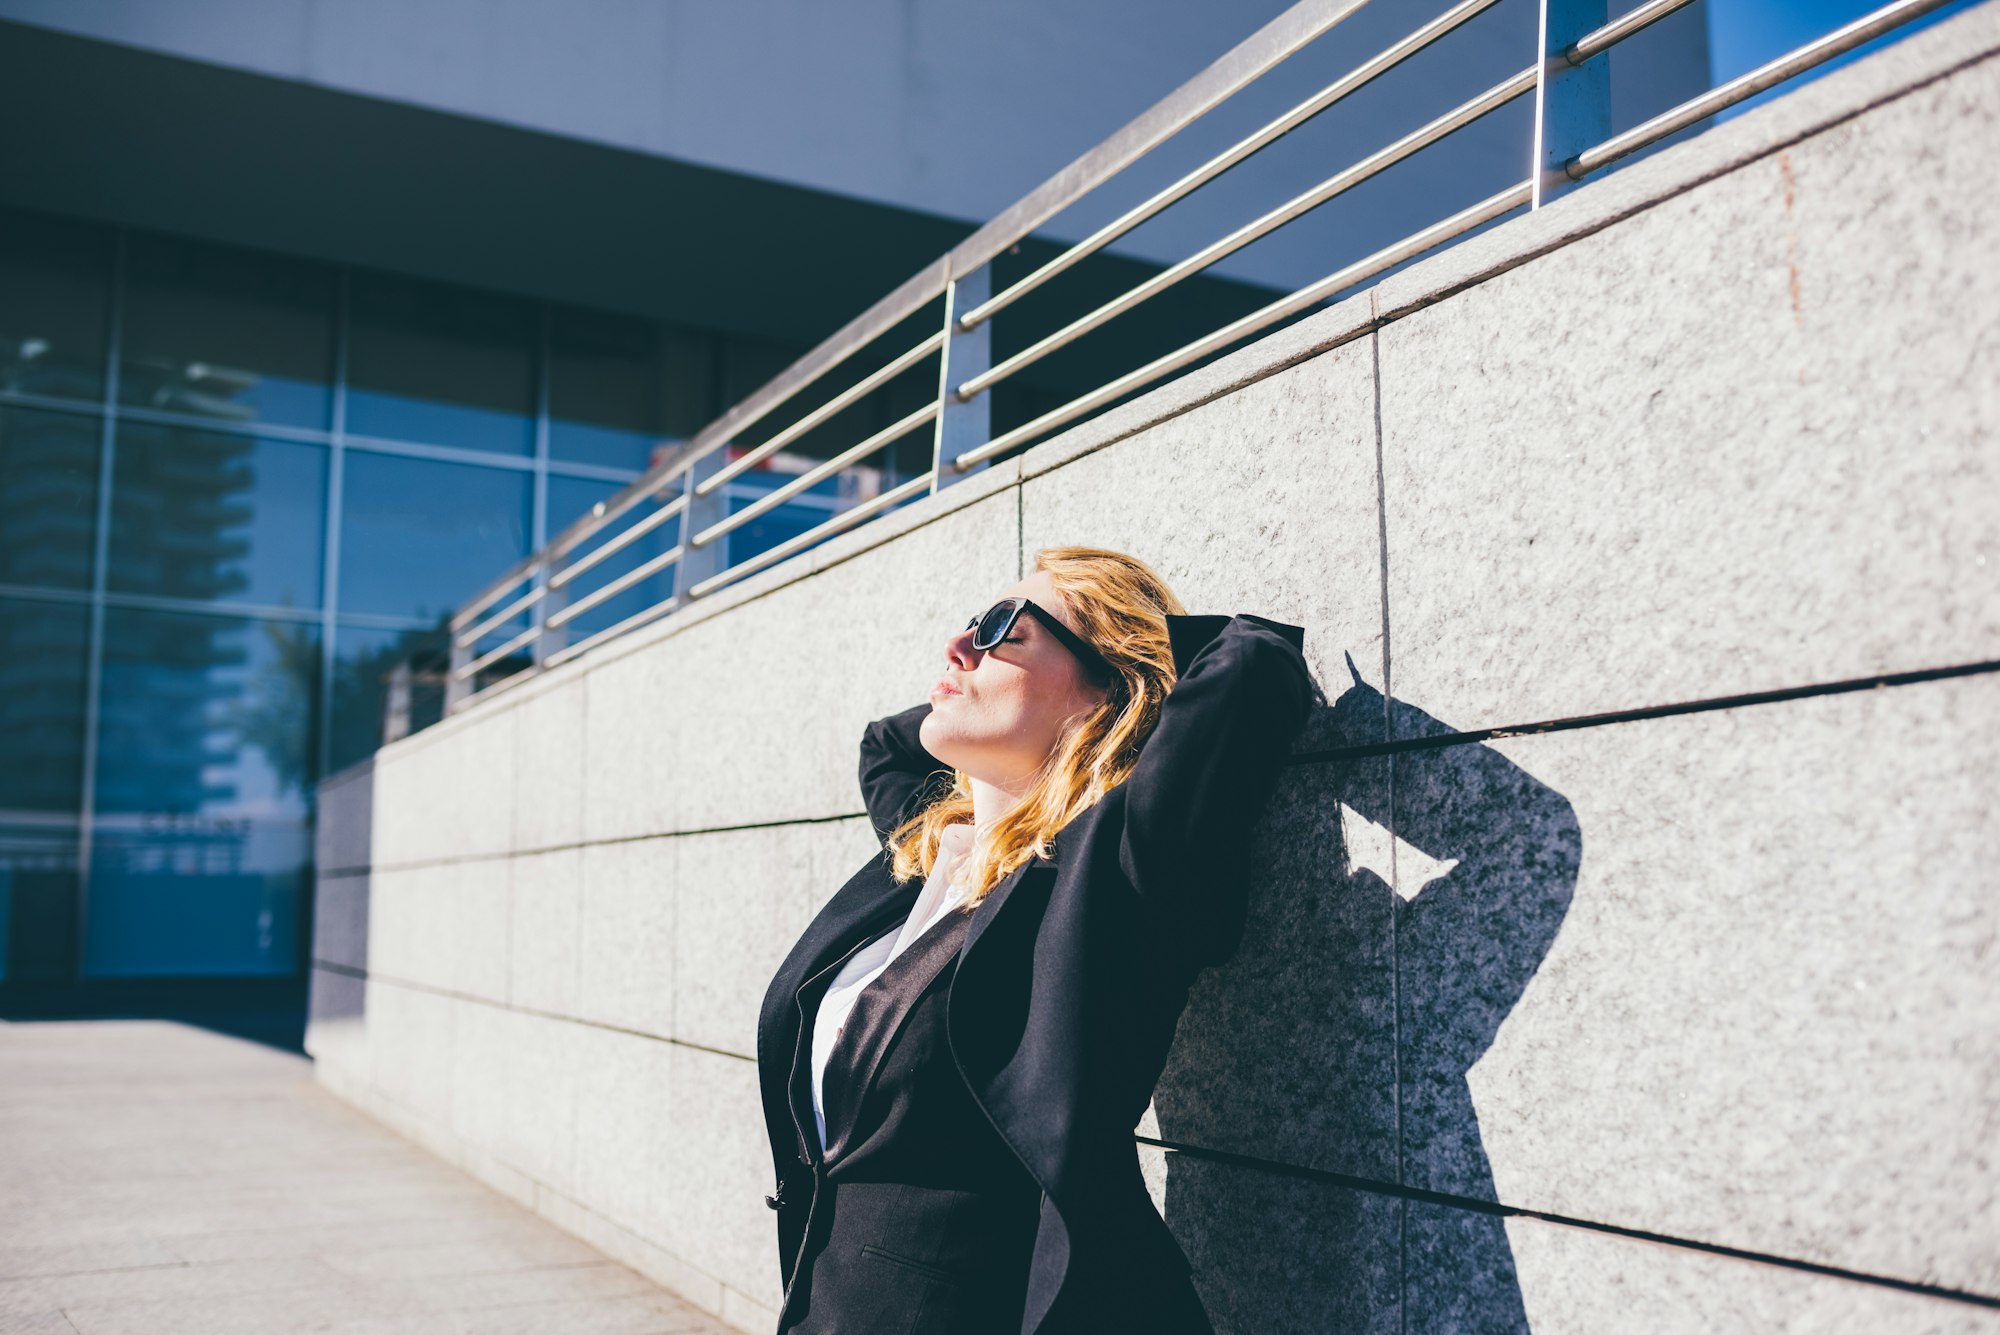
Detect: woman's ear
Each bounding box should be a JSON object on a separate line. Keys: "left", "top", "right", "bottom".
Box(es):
{"left": 1087, "top": 668, "right": 1117, "bottom": 710}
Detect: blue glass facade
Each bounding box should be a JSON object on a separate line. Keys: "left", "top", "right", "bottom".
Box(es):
{"left": 0, "top": 202, "right": 877, "bottom": 989}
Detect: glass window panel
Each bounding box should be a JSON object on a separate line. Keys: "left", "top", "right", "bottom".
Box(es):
{"left": 548, "top": 307, "right": 713, "bottom": 470}
{"left": 346, "top": 272, "right": 536, "bottom": 455}
{"left": 108, "top": 422, "right": 326, "bottom": 610}
{"left": 0, "top": 596, "right": 86, "bottom": 981}
{"left": 328, "top": 623, "right": 449, "bottom": 776}
{"left": 0, "top": 597, "right": 89, "bottom": 812}
{"left": 338, "top": 451, "right": 531, "bottom": 622}
{"left": 88, "top": 606, "right": 317, "bottom": 978}
{"left": 0, "top": 405, "right": 100, "bottom": 590}
{"left": 0, "top": 815, "right": 81, "bottom": 985}
{"left": 0, "top": 206, "right": 111, "bottom": 401}
{"left": 119, "top": 233, "right": 335, "bottom": 430}
{"left": 545, "top": 474, "right": 679, "bottom": 639}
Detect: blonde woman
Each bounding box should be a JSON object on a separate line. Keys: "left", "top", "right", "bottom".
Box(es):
{"left": 756, "top": 545, "right": 1314, "bottom": 1334}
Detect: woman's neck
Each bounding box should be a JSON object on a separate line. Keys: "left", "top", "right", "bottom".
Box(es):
{"left": 966, "top": 774, "right": 1023, "bottom": 833}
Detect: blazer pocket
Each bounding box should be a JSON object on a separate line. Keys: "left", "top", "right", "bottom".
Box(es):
{"left": 860, "top": 1242, "right": 962, "bottom": 1286}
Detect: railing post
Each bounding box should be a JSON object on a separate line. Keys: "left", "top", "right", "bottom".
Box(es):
{"left": 445, "top": 622, "right": 473, "bottom": 714}
{"left": 931, "top": 258, "right": 993, "bottom": 492}
{"left": 382, "top": 657, "right": 413, "bottom": 744}
{"left": 532, "top": 559, "right": 567, "bottom": 670}
{"left": 1530, "top": 0, "right": 1610, "bottom": 208}
{"left": 675, "top": 453, "right": 730, "bottom": 601}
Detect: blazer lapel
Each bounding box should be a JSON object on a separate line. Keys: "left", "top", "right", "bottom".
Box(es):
{"left": 758, "top": 832, "right": 1066, "bottom": 1177}
{"left": 959, "top": 831, "right": 1060, "bottom": 967}
{"left": 770, "top": 826, "right": 1064, "bottom": 1020}
{"left": 817, "top": 904, "right": 974, "bottom": 1162}
{"left": 944, "top": 837, "right": 1078, "bottom": 1335}
{"left": 757, "top": 851, "right": 916, "bottom": 1126}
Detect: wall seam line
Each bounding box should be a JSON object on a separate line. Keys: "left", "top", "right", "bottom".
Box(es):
{"left": 1369, "top": 304, "right": 1408, "bottom": 1335}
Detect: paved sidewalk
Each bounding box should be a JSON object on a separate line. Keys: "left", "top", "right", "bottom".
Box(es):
{"left": 0, "top": 1019, "right": 736, "bottom": 1335}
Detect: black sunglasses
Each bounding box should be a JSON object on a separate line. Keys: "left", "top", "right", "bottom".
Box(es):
{"left": 965, "top": 598, "right": 1112, "bottom": 682}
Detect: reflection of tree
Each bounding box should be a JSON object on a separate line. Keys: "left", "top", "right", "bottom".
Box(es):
{"left": 225, "top": 619, "right": 318, "bottom": 800}
{"left": 326, "top": 623, "right": 450, "bottom": 776}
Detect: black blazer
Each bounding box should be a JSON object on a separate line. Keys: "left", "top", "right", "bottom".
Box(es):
{"left": 756, "top": 612, "right": 1315, "bottom": 1333}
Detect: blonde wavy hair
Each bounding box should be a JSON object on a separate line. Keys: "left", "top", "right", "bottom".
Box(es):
{"left": 883, "top": 545, "right": 1188, "bottom": 908}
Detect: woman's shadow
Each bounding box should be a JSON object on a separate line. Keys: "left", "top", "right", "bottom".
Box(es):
{"left": 1147, "top": 654, "right": 1583, "bottom": 1333}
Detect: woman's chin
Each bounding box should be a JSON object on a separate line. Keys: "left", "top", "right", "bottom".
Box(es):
{"left": 918, "top": 717, "right": 958, "bottom": 760}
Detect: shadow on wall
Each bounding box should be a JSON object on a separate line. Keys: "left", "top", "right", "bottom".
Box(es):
{"left": 1152, "top": 658, "right": 1583, "bottom": 1332}
{"left": 308, "top": 763, "right": 374, "bottom": 1031}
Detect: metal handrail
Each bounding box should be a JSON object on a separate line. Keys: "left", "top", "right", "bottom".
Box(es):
{"left": 956, "top": 179, "right": 1534, "bottom": 471}
{"left": 690, "top": 403, "right": 941, "bottom": 550}
{"left": 953, "top": 64, "right": 1538, "bottom": 402}
{"left": 544, "top": 595, "right": 684, "bottom": 671}
{"left": 954, "top": 0, "right": 1513, "bottom": 332}
{"left": 937, "top": 0, "right": 1384, "bottom": 284}
{"left": 547, "top": 543, "right": 686, "bottom": 630}
{"left": 454, "top": 584, "right": 546, "bottom": 650}
{"left": 689, "top": 261, "right": 951, "bottom": 462}
{"left": 452, "top": 623, "right": 540, "bottom": 682}
{"left": 696, "top": 331, "right": 946, "bottom": 497}
{"left": 1569, "top": 0, "right": 1959, "bottom": 175}
{"left": 549, "top": 490, "right": 687, "bottom": 590}
{"left": 687, "top": 474, "right": 935, "bottom": 599}
{"left": 440, "top": 0, "right": 1959, "bottom": 716}
{"left": 1567, "top": 0, "right": 1701, "bottom": 62}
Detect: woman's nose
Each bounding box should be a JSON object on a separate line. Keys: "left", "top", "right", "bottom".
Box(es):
{"left": 945, "top": 624, "right": 979, "bottom": 668}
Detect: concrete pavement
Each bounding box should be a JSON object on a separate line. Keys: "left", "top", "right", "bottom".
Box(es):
{"left": 0, "top": 1019, "right": 735, "bottom": 1335}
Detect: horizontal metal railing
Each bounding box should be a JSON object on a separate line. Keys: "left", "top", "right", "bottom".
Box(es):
{"left": 441, "top": 0, "right": 1963, "bottom": 715}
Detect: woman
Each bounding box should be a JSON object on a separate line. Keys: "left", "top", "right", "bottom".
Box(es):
{"left": 755, "top": 545, "right": 1315, "bottom": 1335}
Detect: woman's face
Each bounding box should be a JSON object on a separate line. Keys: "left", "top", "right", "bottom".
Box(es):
{"left": 919, "top": 569, "right": 1110, "bottom": 793}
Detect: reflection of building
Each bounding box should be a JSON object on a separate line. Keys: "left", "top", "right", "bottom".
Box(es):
{"left": 0, "top": 206, "right": 821, "bottom": 1006}
{"left": 0, "top": 0, "right": 1720, "bottom": 1027}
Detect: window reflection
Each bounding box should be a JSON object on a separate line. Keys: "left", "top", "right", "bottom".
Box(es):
{"left": 328, "top": 623, "right": 449, "bottom": 775}
{"left": 0, "top": 597, "right": 89, "bottom": 812}
{"left": 0, "top": 816, "right": 79, "bottom": 985}
{"left": 0, "top": 206, "right": 110, "bottom": 402}
{"left": 0, "top": 598, "right": 88, "bottom": 982}
{"left": 109, "top": 423, "right": 326, "bottom": 609}
{"left": 347, "top": 272, "right": 536, "bottom": 454}
{"left": 119, "top": 234, "right": 335, "bottom": 429}
{"left": 545, "top": 474, "right": 680, "bottom": 639}
{"left": 0, "top": 406, "right": 99, "bottom": 590}
{"left": 549, "top": 307, "right": 712, "bottom": 470}
{"left": 88, "top": 606, "right": 316, "bottom": 977}
{"left": 0, "top": 208, "right": 904, "bottom": 983}
{"left": 339, "top": 451, "right": 530, "bottom": 621}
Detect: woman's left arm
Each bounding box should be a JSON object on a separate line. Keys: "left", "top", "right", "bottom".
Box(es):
{"left": 1116, "top": 613, "right": 1315, "bottom": 966}
{"left": 858, "top": 702, "right": 955, "bottom": 845}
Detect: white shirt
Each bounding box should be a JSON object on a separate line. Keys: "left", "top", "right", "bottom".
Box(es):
{"left": 810, "top": 821, "right": 979, "bottom": 1153}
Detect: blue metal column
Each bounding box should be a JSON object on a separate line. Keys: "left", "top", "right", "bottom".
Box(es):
{"left": 1531, "top": 0, "right": 1611, "bottom": 208}
{"left": 529, "top": 307, "right": 565, "bottom": 668}
{"left": 676, "top": 448, "right": 731, "bottom": 602}
{"left": 931, "top": 259, "right": 993, "bottom": 492}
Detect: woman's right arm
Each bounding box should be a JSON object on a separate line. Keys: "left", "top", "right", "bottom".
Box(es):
{"left": 858, "top": 702, "right": 955, "bottom": 843}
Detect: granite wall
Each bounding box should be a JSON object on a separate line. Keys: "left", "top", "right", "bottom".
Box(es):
{"left": 307, "top": 9, "right": 2000, "bottom": 1331}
